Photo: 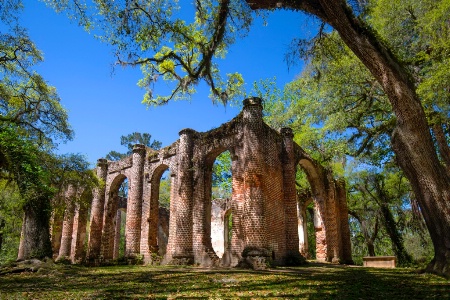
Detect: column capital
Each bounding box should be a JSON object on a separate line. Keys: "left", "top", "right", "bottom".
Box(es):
{"left": 281, "top": 127, "right": 294, "bottom": 138}
{"left": 243, "top": 96, "right": 263, "bottom": 108}
{"left": 179, "top": 128, "right": 197, "bottom": 137}
{"left": 242, "top": 97, "right": 263, "bottom": 122}
{"left": 97, "top": 158, "right": 108, "bottom": 166}
{"left": 132, "top": 144, "right": 146, "bottom": 153}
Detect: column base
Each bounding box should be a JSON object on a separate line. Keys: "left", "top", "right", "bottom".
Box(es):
{"left": 282, "top": 251, "right": 306, "bottom": 266}
{"left": 194, "top": 248, "right": 220, "bottom": 267}
{"left": 220, "top": 249, "right": 240, "bottom": 267}
{"left": 169, "top": 253, "right": 194, "bottom": 265}
{"left": 238, "top": 247, "right": 272, "bottom": 270}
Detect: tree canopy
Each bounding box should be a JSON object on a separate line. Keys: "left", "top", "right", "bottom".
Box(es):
{"left": 258, "top": 0, "right": 444, "bottom": 268}
{"left": 0, "top": 1, "right": 97, "bottom": 260}
{"left": 1, "top": 1, "right": 72, "bottom": 147}
{"left": 46, "top": 0, "right": 253, "bottom": 105}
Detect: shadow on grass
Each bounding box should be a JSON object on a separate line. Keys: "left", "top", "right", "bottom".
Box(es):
{"left": 0, "top": 263, "right": 448, "bottom": 299}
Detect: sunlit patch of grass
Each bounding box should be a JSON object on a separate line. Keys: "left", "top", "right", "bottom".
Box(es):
{"left": 0, "top": 263, "right": 448, "bottom": 299}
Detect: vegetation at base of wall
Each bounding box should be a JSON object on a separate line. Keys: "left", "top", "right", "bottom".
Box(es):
{"left": 0, "top": 264, "right": 448, "bottom": 299}
{"left": 0, "top": 181, "right": 23, "bottom": 264}
{"left": 283, "top": 251, "right": 307, "bottom": 266}
{"left": 305, "top": 202, "right": 317, "bottom": 259}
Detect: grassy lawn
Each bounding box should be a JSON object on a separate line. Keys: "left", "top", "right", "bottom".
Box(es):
{"left": 0, "top": 263, "right": 448, "bottom": 299}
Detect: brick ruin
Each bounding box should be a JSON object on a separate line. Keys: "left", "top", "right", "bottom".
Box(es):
{"left": 50, "top": 97, "right": 353, "bottom": 268}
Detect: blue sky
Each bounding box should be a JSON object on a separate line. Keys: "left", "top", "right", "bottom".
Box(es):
{"left": 21, "top": 1, "right": 313, "bottom": 164}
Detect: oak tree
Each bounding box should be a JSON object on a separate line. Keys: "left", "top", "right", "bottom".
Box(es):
{"left": 1, "top": 0, "right": 75, "bottom": 260}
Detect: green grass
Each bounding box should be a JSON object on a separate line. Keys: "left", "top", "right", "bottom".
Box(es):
{"left": 0, "top": 263, "right": 448, "bottom": 299}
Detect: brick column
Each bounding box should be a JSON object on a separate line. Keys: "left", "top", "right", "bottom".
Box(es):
{"left": 126, "top": 144, "right": 146, "bottom": 258}
{"left": 172, "top": 128, "right": 195, "bottom": 263}
{"left": 192, "top": 156, "right": 218, "bottom": 265}
{"left": 101, "top": 191, "right": 119, "bottom": 260}
{"left": 50, "top": 208, "right": 63, "bottom": 259}
{"left": 242, "top": 97, "right": 266, "bottom": 250}
{"left": 228, "top": 153, "right": 245, "bottom": 266}
{"left": 70, "top": 201, "right": 88, "bottom": 263}
{"left": 297, "top": 200, "right": 309, "bottom": 257}
{"left": 314, "top": 203, "right": 328, "bottom": 261}
{"left": 87, "top": 159, "right": 108, "bottom": 261}
{"left": 113, "top": 209, "right": 122, "bottom": 259}
{"left": 336, "top": 179, "right": 353, "bottom": 264}
{"left": 57, "top": 185, "right": 76, "bottom": 261}
{"left": 147, "top": 172, "right": 162, "bottom": 256}
{"left": 139, "top": 171, "right": 151, "bottom": 262}
{"left": 165, "top": 173, "right": 178, "bottom": 262}
{"left": 281, "top": 127, "right": 301, "bottom": 260}
{"left": 325, "top": 172, "right": 340, "bottom": 263}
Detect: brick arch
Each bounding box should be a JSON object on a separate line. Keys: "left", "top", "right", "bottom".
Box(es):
{"left": 203, "top": 147, "right": 233, "bottom": 199}
{"left": 199, "top": 147, "right": 233, "bottom": 262}
{"left": 141, "top": 163, "right": 170, "bottom": 258}
{"left": 109, "top": 173, "right": 128, "bottom": 193}
{"left": 79, "top": 97, "right": 352, "bottom": 267}
{"left": 101, "top": 173, "right": 128, "bottom": 260}
{"left": 203, "top": 147, "right": 240, "bottom": 263}
{"left": 297, "top": 158, "right": 332, "bottom": 261}
{"left": 152, "top": 164, "right": 169, "bottom": 180}
{"left": 296, "top": 155, "right": 352, "bottom": 263}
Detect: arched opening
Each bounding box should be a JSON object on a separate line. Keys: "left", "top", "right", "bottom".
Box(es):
{"left": 102, "top": 174, "right": 128, "bottom": 261}
{"left": 296, "top": 160, "right": 327, "bottom": 262}
{"left": 157, "top": 168, "right": 171, "bottom": 256}
{"left": 209, "top": 150, "right": 232, "bottom": 258}
{"left": 148, "top": 165, "right": 171, "bottom": 257}
{"left": 297, "top": 197, "right": 319, "bottom": 260}
{"left": 115, "top": 178, "right": 128, "bottom": 259}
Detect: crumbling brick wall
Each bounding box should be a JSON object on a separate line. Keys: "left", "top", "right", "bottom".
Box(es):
{"left": 54, "top": 97, "right": 352, "bottom": 267}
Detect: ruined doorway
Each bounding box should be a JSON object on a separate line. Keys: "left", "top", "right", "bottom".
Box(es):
{"left": 209, "top": 150, "right": 232, "bottom": 259}
{"left": 101, "top": 175, "right": 129, "bottom": 261}
{"left": 147, "top": 165, "right": 171, "bottom": 257}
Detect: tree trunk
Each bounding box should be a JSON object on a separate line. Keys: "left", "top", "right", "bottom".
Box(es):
{"left": 17, "top": 197, "right": 52, "bottom": 260}
{"left": 0, "top": 218, "right": 5, "bottom": 251}
{"left": 246, "top": 0, "right": 450, "bottom": 277}
{"left": 349, "top": 210, "right": 378, "bottom": 257}
{"left": 432, "top": 123, "right": 450, "bottom": 172}
{"left": 372, "top": 175, "right": 413, "bottom": 265}
{"left": 367, "top": 241, "right": 375, "bottom": 257}
{"left": 378, "top": 203, "right": 412, "bottom": 265}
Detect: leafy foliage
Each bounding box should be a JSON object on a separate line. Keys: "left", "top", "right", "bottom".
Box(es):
{"left": 212, "top": 150, "right": 232, "bottom": 199}
{"left": 0, "top": 126, "right": 97, "bottom": 259}
{"left": 0, "top": 1, "right": 99, "bottom": 260}
{"left": 46, "top": 0, "right": 251, "bottom": 105}
{"left": 368, "top": 0, "right": 450, "bottom": 120}
{"left": 0, "top": 126, "right": 53, "bottom": 204}
{"left": 45, "top": 153, "right": 100, "bottom": 214}
{"left": 0, "top": 180, "right": 23, "bottom": 264}
{"left": 159, "top": 170, "right": 171, "bottom": 209}
{"left": 0, "top": 3, "right": 72, "bottom": 147}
